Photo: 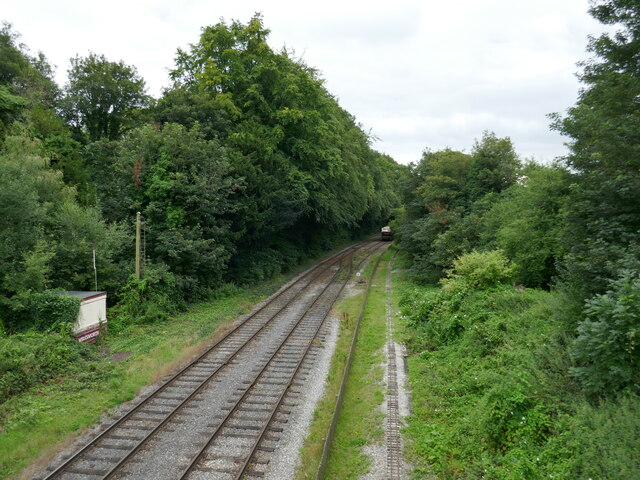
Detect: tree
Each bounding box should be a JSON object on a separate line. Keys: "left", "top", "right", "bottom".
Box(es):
{"left": 165, "top": 14, "right": 400, "bottom": 281}
{"left": 551, "top": 0, "right": 640, "bottom": 393}
{"left": 467, "top": 131, "right": 520, "bottom": 201}
{"left": 0, "top": 23, "right": 58, "bottom": 140}
{"left": 551, "top": 0, "right": 640, "bottom": 301}
{"left": 0, "top": 134, "right": 127, "bottom": 331}
{"left": 62, "top": 53, "right": 150, "bottom": 141}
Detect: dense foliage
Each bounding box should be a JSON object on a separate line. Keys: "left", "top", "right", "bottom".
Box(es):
{"left": 0, "top": 16, "right": 401, "bottom": 337}
{"left": 400, "top": 278, "right": 640, "bottom": 479}
{"left": 396, "top": 2, "right": 640, "bottom": 475}
{"left": 165, "top": 15, "right": 401, "bottom": 281}
{"left": 399, "top": 0, "right": 640, "bottom": 396}
{"left": 0, "top": 331, "right": 101, "bottom": 402}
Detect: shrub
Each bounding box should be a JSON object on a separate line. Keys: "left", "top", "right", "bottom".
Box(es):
{"left": 479, "top": 377, "right": 551, "bottom": 452}
{"left": 441, "top": 249, "right": 514, "bottom": 291}
{"left": 4, "top": 291, "right": 80, "bottom": 333}
{"left": 0, "top": 332, "right": 101, "bottom": 401}
{"left": 570, "top": 269, "right": 640, "bottom": 394}
{"left": 109, "top": 263, "right": 183, "bottom": 331}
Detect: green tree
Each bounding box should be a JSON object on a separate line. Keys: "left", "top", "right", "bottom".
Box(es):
{"left": 166, "top": 14, "right": 400, "bottom": 281}
{"left": 0, "top": 23, "right": 58, "bottom": 141}
{"left": 467, "top": 130, "right": 521, "bottom": 201}
{"left": 62, "top": 53, "right": 150, "bottom": 141}
{"left": 571, "top": 268, "right": 640, "bottom": 394}
{"left": 483, "top": 163, "right": 570, "bottom": 288}
{"left": 0, "top": 134, "right": 126, "bottom": 331}
{"left": 551, "top": 0, "right": 640, "bottom": 301}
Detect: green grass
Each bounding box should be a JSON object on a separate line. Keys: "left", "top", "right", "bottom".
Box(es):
{"left": 295, "top": 246, "right": 392, "bottom": 479}
{"left": 396, "top": 264, "right": 640, "bottom": 479}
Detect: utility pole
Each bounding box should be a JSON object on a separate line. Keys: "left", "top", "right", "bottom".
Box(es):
{"left": 135, "top": 212, "right": 142, "bottom": 280}
{"left": 93, "top": 249, "right": 98, "bottom": 291}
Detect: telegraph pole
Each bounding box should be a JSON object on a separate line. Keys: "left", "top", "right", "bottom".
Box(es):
{"left": 135, "top": 212, "right": 142, "bottom": 280}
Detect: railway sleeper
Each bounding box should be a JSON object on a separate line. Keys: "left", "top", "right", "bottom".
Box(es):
{"left": 96, "top": 443, "right": 132, "bottom": 451}
{"left": 223, "top": 431, "right": 259, "bottom": 439}
{"left": 236, "top": 406, "right": 271, "bottom": 413}
{"left": 226, "top": 422, "right": 261, "bottom": 430}
{"left": 203, "top": 453, "right": 268, "bottom": 465}
{"left": 141, "top": 408, "right": 173, "bottom": 415}
{"left": 245, "top": 391, "right": 279, "bottom": 397}
{"left": 117, "top": 423, "right": 154, "bottom": 431}
{"left": 155, "top": 393, "right": 189, "bottom": 400}
{"left": 66, "top": 466, "right": 110, "bottom": 476}
{"left": 106, "top": 433, "right": 145, "bottom": 441}
{"left": 258, "top": 380, "right": 288, "bottom": 386}
{"left": 228, "top": 414, "right": 269, "bottom": 422}
{"left": 82, "top": 454, "right": 122, "bottom": 463}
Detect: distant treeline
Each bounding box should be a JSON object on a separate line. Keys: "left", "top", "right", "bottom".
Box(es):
{"left": 0, "top": 15, "right": 404, "bottom": 331}
{"left": 397, "top": 0, "right": 640, "bottom": 396}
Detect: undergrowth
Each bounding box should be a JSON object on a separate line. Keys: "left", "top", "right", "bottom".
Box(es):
{"left": 399, "top": 268, "right": 640, "bottom": 479}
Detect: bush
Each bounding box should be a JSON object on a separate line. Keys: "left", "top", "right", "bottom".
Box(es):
{"left": 4, "top": 291, "right": 80, "bottom": 333}
{"left": 442, "top": 249, "right": 515, "bottom": 291}
{"left": 570, "top": 269, "right": 640, "bottom": 394}
{"left": 109, "top": 263, "right": 184, "bottom": 331}
{"left": 479, "top": 377, "right": 551, "bottom": 452}
{"left": 0, "top": 332, "right": 101, "bottom": 401}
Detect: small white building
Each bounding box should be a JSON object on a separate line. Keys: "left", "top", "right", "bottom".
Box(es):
{"left": 62, "top": 291, "right": 108, "bottom": 342}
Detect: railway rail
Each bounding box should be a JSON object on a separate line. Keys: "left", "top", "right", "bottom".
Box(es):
{"left": 40, "top": 241, "right": 383, "bottom": 480}
{"left": 385, "top": 251, "right": 402, "bottom": 479}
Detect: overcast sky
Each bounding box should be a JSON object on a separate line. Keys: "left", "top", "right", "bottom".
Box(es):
{"left": 4, "top": 0, "right": 607, "bottom": 164}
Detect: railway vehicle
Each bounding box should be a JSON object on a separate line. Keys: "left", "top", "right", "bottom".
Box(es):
{"left": 381, "top": 226, "right": 392, "bottom": 241}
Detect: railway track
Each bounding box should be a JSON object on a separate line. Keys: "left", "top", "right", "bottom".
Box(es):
{"left": 385, "top": 251, "right": 402, "bottom": 480}
{"left": 40, "top": 241, "right": 383, "bottom": 480}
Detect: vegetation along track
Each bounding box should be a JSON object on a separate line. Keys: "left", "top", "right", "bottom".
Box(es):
{"left": 39, "top": 241, "right": 383, "bottom": 480}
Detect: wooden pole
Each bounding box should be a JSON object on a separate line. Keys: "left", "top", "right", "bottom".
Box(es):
{"left": 135, "top": 212, "right": 141, "bottom": 280}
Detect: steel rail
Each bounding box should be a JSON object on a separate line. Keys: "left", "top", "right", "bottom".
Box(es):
{"left": 99, "top": 251, "right": 349, "bottom": 480}
{"left": 177, "top": 246, "right": 369, "bottom": 479}
{"left": 181, "top": 242, "right": 385, "bottom": 479}
{"left": 43, "top": 243, "right": 368, "bottom": 480}
{"left": 232, "top": 245, "right": 369, "bottom": 479}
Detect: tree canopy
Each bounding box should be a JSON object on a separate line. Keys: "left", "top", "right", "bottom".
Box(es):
{"left": 0, "top": 16, "right": 402, "bottom": 331}
{"left": 62, "top": 53, "right": 150, "bottom": 141}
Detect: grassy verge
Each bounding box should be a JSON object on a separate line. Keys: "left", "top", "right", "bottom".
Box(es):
{"left": 0, "top": 266, "right": 316, "bottom": 480}
{"left": 295, "top": 246, "right": 391, "bottom": 479}
{"left": 396, "top": 258, "right": 640, "bottom": 479}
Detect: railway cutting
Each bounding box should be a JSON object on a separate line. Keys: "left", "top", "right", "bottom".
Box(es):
{"left": 37, "top": 241, "right": 384, "bottom": 480}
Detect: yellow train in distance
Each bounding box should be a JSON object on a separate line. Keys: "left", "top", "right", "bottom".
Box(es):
{"left": 381, "top": 226, "right": 392, "bottom": 241}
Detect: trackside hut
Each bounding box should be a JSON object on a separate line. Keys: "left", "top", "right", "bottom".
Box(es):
{"left": 61, "top": 291, "right": 107, "bottom": 342}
